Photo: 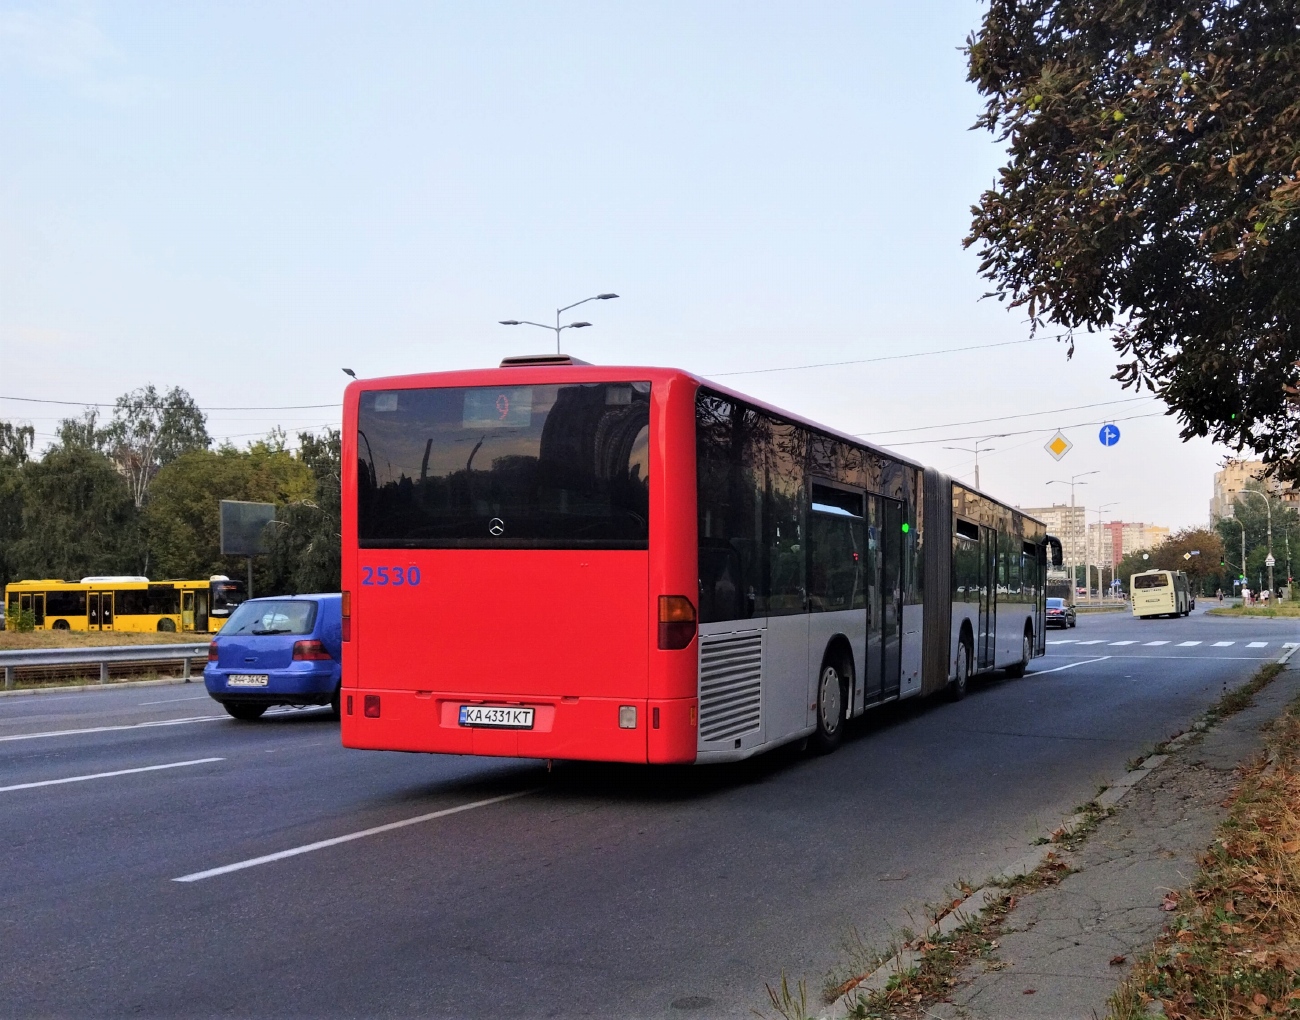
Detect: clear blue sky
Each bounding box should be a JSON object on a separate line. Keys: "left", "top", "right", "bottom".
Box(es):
{"left": 1, "top": 1, "right": 1225, "bottom": 530}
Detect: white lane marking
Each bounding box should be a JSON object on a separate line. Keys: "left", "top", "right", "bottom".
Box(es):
{"left": 1075, "top": 640, "right": 1106, "bottom": 645}
{"left": 138, "top": 695, "right": 210, "bottom": 705}
{"left": 174, "top": 790, "right": 536, "bottom": 883}
{"left": 1212, "top": 641, "right": 1235, "bottom": 647}
{"left": 0, "top": 715, "right": 224, "bottom": 743}
{"left": 1029, "top": 656, "right": 1111, "bottom": 675}
{"left": 1143, "top": 641, "right": 1170, "bottom": 646}
{"left": 1248, "top": 642, "right": 1268, "bottom": 648}
{"left": 1285, "top": 643, "right": 1299, "bottom": 649}
{"left": 1047, "top": 639, "right": 1078, "bottom": 645}
{"left": 0, "top": 757, "right": 223, "bottom": 794}
{"left": 1177, "top": 641, "right": 1202, "bottom": 647}
{"left": 1109, "top": 640, "right": 1138, "bottom": 646}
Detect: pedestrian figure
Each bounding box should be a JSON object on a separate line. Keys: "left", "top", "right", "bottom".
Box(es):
{"left": 1243, "top": 586, "right": 1252, "bottom": 605}
{"left": 1216, "top": 588, "right": 1223, "bottom": 602}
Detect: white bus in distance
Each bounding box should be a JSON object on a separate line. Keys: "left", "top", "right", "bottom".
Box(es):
{"left": 1131, "top": 569, "right": 1192, "bottom": 618}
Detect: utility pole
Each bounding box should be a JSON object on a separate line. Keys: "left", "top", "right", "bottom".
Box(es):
{"left": 1239, "top": 486, "right": 1275, "bottom": 594}
{"left": 1047, "top": 471, "right": 1100, "bottom": 600}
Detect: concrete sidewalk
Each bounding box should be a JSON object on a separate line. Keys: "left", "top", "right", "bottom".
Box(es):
{"left": 928, "top": 665, "right": 1300, "bottom": 1020}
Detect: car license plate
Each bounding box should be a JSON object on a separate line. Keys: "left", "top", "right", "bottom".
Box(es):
{"left": 458, "top": 705, "right": 535, "bottom": 729}
{"left": 227, "top": 674, "right": 269, "bottom": 687}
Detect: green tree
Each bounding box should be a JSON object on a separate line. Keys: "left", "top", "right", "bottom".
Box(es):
{"left": 144, "top": 444, "right": 313, "bottom": 587}
{"left": 265, "top": 429, "right": 341, "bottom": 593}
{"left": 102, "top": 385, "right": 210, "bottom": 507}
{"left": 8, "top": 447, "right": 141, "bottom": 582}
{"left": 966, "top": 1, "right": 1300, "bottom": 478}
{"left": 1215, "top": 486, "right": 1300, "bottom": 587}
{"left": 0, "top": 422, "right": 35, "bottom": 588}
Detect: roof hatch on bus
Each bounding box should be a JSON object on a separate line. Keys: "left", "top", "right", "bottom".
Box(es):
{"left": 498, "top": 354, "right": 593, "bottom": 368}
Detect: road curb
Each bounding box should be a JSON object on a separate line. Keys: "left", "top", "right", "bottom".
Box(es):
{"left": 819, "top": 646, "right": 1298, "bottom": 1019}
{"left": 0, "top": 675, "right": 198, "bottom": 699}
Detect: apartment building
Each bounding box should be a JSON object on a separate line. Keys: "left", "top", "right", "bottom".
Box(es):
{"left": 1210, "top": 458, "right": 1298, "bottom": 520}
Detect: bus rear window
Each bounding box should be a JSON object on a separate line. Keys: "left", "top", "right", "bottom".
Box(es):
{"left": 357, "top": 382, "right": 651, "bottom": 549}
{"left": 1134, "top": 574, "right": 1169, "bottom": 589}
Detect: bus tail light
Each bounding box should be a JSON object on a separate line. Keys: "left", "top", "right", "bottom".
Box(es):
{"left": 207, "top": 642, "right": 218, "bottom": 662}
{"left": 364, "top": 695, "right": 381, "bottom": 718}
{"left": 292, "top": 640, "right": 333, "bottom": 661}
{"left": 658, "top": 595, "right": 697, "bottom": 650}
{"left": 342, "top": 590, "right": 351, "bottom": 641}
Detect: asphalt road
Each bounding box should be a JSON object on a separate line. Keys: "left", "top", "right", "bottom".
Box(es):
{"left": 3, "top": 606, "right": 1295, "bottom": 1019}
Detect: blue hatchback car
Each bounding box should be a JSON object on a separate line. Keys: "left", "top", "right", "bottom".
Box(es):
{"left": 204, "top": 594, "right": 342, "bottom": 721}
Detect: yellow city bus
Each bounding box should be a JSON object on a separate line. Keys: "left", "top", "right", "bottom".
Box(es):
{"left": 3, "top": 576, "right": 247, "bottom": 634}
{"left": 1130, "top": 569, "right": 1192, "bottom": 619}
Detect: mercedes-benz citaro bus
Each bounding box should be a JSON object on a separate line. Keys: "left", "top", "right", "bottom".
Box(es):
{"left": 340, "top": 356, "right": 1063, "bottom": 764}
{"left": 1131, "top": 569, "right": 1192, "bottom": 618}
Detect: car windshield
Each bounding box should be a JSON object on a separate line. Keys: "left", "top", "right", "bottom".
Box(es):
{"left": 221, "top": 600, "right": 318, "bottom": 636}
{"left": 1046, "top": 598, "right": 1065, "bottom": 608}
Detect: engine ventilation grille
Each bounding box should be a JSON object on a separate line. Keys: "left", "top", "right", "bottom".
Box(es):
{"left": 698, "top": 631, "right": 762, "bottom": 742}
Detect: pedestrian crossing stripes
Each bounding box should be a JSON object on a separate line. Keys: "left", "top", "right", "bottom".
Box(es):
{"left": 1046, "top": 638, "right": 1293, "bottom": 649}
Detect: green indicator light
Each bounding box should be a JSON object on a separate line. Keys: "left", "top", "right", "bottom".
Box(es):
{"left": 901, "top": 522, "right": 910, "bottom": 533}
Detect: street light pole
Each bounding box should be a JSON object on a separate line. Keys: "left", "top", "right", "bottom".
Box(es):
{"left": 942, "top": 436, "right": 1002, "bottom": 491}
{"left": 1091, "top": 502, "right": 1118, "bottom": 604}
{"left": 500, "top": 293, "right": 619, "bottom": 354}
{"left": 1047, "top": 470, "right": 1100, "bottom": 598}
{"left": 1239, "top": 486, "right": 1275, "bottom": 594}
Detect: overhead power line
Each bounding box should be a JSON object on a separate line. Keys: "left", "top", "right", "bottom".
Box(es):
{"left": 856, "top": 395, "right": 1155, "bottom": 438}
{"left": 708, "top": 334, "right": 1071, "bottom": 377}
{"left": 0, "top": 395, "right": 340, "bottom": 411}
{"left": 880, "top": 409, "right": 1167, "bottom": 447}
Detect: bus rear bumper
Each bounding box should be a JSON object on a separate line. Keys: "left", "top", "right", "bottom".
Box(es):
{"left": 340, "top": 689, "right": 698, "bottom": 764}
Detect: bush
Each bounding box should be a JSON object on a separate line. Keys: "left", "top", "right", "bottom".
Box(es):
{"left": 4, "top": 605, "right": 35, "bottom": 632}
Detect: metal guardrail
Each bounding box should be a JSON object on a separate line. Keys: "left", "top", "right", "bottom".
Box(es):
{"left": 0, "top": 643, "right": 211, "bottom": 690}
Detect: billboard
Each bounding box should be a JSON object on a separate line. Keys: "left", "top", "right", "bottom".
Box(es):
{"left": 220, "top": 500, "right": 276, "bottom": 556}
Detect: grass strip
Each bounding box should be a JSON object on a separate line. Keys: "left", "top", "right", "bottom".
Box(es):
{"left": 1106, "top": 689, "right": 1300, "bottom": 1019}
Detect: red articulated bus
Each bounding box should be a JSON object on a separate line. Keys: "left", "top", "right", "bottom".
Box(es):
{"left": 341, "top": 355, "right": 1060, "bottom": 764}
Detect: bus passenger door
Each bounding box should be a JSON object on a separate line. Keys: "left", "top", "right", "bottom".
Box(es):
{"left": 880, "top": 498, "right": 903, "bottom": 698}
{"left": 88, "top": 592, "right": 113, "bottom": 631}
{"left": 863, "top": 495, "right": 903, "bottom": 702}
{"left": 33, "top": 594, "right": 45, "bottom": 628}
{"left": 978, "top": 528, "right": 996, "bottom": 668}
{"left": 195, "top": 591, "right": 209, "bottom": 632}
{"left": 182, "top": 591, "right": 196, "bottom": 632}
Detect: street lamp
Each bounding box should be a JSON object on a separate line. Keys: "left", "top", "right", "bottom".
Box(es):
{"left": 942, "top": 436, "right": 1003, "bottom": 491}
{"left": 499, "top": 293, "right": 619, "bottom": 355}
{"left": 1238, "top": 486, "right": 1275, "bottom": 594}
{"left": 1090, "top": 502, "right": 1118, "bottom": 602}
{"left": 1046, "top": 470, "right": 1100, "bottom": 596}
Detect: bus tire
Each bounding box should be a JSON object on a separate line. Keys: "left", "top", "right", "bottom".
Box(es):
{"left": 52, "top": 619, "right": 70, "bottom": 631}
{"left": 223, "top": 703, "right": 267, "bottom": 722}
{"left": 810, "top": 653, "right": 849, "bottom": 754}
{"left": 1005, "top": 629, "right": 1031, "bottom": 678}
{"left": 157, "top": 618, "right": 177, "bottom": 632}
{"left": 949, "top": 639, "right": 971, "bottom": 701}
{"left": 328, "top": 685, "right": 341, "bottom": 720}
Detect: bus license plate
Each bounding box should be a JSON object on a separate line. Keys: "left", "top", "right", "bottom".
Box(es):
{"left": 227, "top": 674, "right": 269, "bottom": 687}
{"left": 458, "top": 705, "right": 535, "bottom": 729}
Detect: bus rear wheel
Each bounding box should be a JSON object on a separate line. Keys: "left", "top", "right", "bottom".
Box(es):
{"left": 1005, "top": 630, "right": 1031, "bottom": 679}
{"left": 51, "top": 619, "right": 70, "bottom": 631}
{"left": 949, "top": 640, "right": 971, "bottom": 701}
{"left": 224, "top": 703, "right": 267, "bottom": 722}
{"left": 157, "top": 618, "right": 176, "bottom": 632}
{"left": 810, "top": 656, "right": 849, "bottom": 754}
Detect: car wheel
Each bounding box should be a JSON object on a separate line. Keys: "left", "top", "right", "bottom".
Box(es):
{"left": 809, "top": 654, "right": 849, "bottom": 754}
{"left": 1069, "top": 618, "right": 1076, "bottom": 628}
{"left": 328, "top": 684, "right": 341, "bottom": 720}
{"left": 224, "top": 703, "right": 267, "bottom": 722}
{"left": 949, "top": 639, "right": 971, "bottom": 701}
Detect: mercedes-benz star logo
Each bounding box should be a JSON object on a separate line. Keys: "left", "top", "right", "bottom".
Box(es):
{"left": 488, "top": 518, "right": 505, "bottom": 537}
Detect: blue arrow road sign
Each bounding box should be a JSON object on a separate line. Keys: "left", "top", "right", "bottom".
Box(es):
{"left": 1099, "top": 424, "right": 1121, "bottom": 447}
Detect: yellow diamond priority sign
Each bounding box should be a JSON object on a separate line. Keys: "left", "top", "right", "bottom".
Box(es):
{"left": 1045, "top": 431, "right": 1073, "bottom": 461}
